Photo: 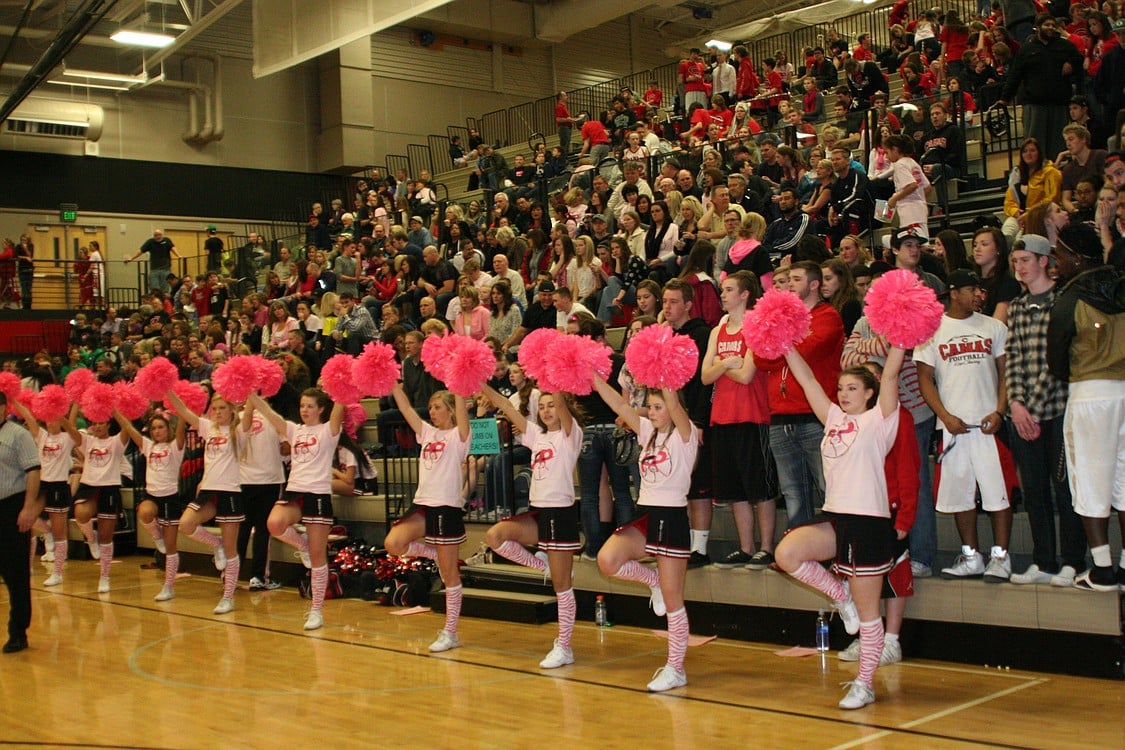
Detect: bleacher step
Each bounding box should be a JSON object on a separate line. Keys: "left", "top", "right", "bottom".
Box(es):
{"left": 430, "top": 586, "right": 558, "bottom": 624}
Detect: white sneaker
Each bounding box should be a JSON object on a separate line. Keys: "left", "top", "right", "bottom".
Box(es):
{"left": 539, "top": 639, "right": 575, "bottom": 669}
{"left": 43, "top": 573, "right": 63, "bottom": 587}
{"left": 213, "top": 597, "right": 235, "bottom": 615}
{"left": 40, "top": 548, "right": 55, "bottom": 563}
{"left": 87, "top": 540, "right": 101, "bottom": 560}
{"left": 1011, "top": 564, "right": 1053, "bottom": 585}
{"left": 838, "top": 680, "right": 875, "bottom": 709}
{"left": 97, "top": 577, "right": 110, "bottom": 594}
{"left": 154, "top": 586, "right": 175, "bottom": 602}
{"left": 303, "top": 611, "right": 324, "bottom": 631}
{"left": 1050, "top": 565, "right": 1077, "bottom": 587}
{"left": 983, "top": 554, "right": 1012, "bottom": 583}
{"left": 212, "top": 546, "right": 227, "bottom": 572}
{"left": 429, "top": 629, "right": 461, "bottom": 652}
{"left": 834, "top": 594, "right": 860, "bottom": 635}
{"left": 153, "top": 537, "right": 167, "bottom": 555}
{"left": 941, "top": 552, "right": 985, "bottom": 579}
{"left": 838, "top": 638, "right": 861, "bottom": 662}
{"left": 910, "top": 561, "right": 932, "bottom": 578}
{"left": 646, "top": 665, "right": 687, "bottom": 692}
{"left": 880, "top": 638, "right": 903, "bottom": 666}
{"left": 534, "top": 550, "right": 551, "bottom": 580}
{"left": 296, "top": 550, "right": 311, "bottom": 569}
{"left": 649, "top": 585, "right": 667, "bottom": 617}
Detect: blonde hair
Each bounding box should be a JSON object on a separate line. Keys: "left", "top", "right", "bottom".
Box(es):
{"left": 679, "top": 195, "right": 705, "bottom": 222}
{"left": 738, "top": 212, "right": 767, "bottom": 240}
{"left": 574, "top": 235, "right": 595, "bottom": 267}
{"left": 663, "top": 189, "right": 683, "bottom": 222}
{"left": 563, "top": 187, "right": 585, "bottom": 207}
{"left": 495, "top": 226, "right": 516, "bottom": 245}
{"left": 429, "top": 390, "right": 458, "bottom": 426}
{"left": 319, "top": 292, "right": 339, "bottom": 319}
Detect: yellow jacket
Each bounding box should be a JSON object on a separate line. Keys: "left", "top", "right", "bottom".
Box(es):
{"left": 1003, "top": 161, "right": 1062, "bottom": 217}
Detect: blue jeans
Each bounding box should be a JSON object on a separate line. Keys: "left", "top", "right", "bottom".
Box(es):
{"left": 578, "top": 424, "right": 635, "bottom": 555}
{"left": 150, "top": 267, "right": 170, "bottom": 294}
{"left": 595, "top": 276, "right": 635, "bottom": 322}
{"left": 769, "top": 420, "right": 825, "bottom": 528}
{"left": 909, "top": 415, "right": 937, "bottom": 567}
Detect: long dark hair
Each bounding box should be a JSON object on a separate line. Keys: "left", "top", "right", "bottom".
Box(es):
{"left": 490, "top": 279, "right": 514, "bottom": 317}
{"left": 935, "top": 228, "right": 970, "bottom": 273}
{"left": 1017, "top": 138, "right": 1044, "bottom": 185}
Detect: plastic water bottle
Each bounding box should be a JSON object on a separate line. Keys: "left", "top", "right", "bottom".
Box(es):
{"left": 595, "top": 595, "right": 608, "bottom": 627}
{"left": 815, "top": 609, "right": 830, "bottom": 652}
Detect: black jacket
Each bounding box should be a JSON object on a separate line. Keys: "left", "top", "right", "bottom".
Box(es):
{"left": 1001, "top": 34, "right": 1083, "bottom": 106}
{"left": 673, "top": 317, "right": 714, "bottom": 427}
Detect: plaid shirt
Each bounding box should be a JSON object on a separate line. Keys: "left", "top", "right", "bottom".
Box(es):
{"left": 1006, "top": 287, "right": 1068, "bottom": 421}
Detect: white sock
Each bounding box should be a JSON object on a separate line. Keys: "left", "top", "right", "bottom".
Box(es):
{"left": 961, "top": 545, "right": 978, "bottom": 557}
{"left": 1091, "top": 544, "right": 1111, "bottom": 568}
{"left": 884, "top": 632, "right": 899, "bottom": 644}
{"left": 990, "top": 546, "right": 1005, "bottom": 559}
{"left": 691, "top": 529, "right": 710, "bottom": 554}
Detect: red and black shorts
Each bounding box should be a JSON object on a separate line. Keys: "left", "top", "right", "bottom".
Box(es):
{"left": 148, "top": 493, "right": 184, "bottom": 526}
{"left": 279, "top": 491, "right": 334, "bottom": 525}
{"left": 804, "top": 511, "right": 894, "bottom": 578}
{"left": 42, "top": 481, "right": 73, "bottom": 514}
{"left": 619, "top": 506, "right": 691, "bottom": 559}
{"left": 513, "top": 505, "right": 581, "bottom": 552}
{"left": 190, "top": 490, "right": 245, "bottom": 523}
{"left": 396, "top": 504, "right": 466, "bottom": 546}
{"left": 75, "top": 483, "right": 122, "bottom": 521}
{"left": 711, "top": 422, "right": 778, "bottom": 504}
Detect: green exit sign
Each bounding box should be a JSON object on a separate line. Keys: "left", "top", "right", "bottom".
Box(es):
{"left": 59, "top": 203, "right": 78, "bottom": 223}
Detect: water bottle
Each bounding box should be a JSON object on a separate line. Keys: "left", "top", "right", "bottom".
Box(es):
{"left": 815, "top": 609, "right": 830, "bottom": 652}
{"left": 595, "top": 595, "right": 608, "bottom": 627}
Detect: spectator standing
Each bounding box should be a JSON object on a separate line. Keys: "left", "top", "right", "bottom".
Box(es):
{"left": 126, "top": 229, "right": 179, "bottom": 294}
{"left": 0, "top": 391, "right": 41, "bottom": 653}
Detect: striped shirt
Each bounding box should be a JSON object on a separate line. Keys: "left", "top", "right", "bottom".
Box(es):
{"left": 841, "top": 316, "right": 933, "bottom": 424}
{"left": 1007, "top": 288, "right": 1068, "bottom": 421}
{"left": 0, "top": 420, "right": 41, "bottom": 498}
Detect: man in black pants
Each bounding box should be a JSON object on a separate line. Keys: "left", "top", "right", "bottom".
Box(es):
{"left": 0, "top": 391, "right": 42, "bottom": 654}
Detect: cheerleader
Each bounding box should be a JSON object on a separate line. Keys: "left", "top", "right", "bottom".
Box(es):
{"left": 13, "top": 401, "right": 79, "bottom": 587}
{"left": 169, "top": 391, "right": 244, "bottom": 615}
{"left": 481, "top": 384, "right": 582, "bottom": 668}
{"left": 70, "top": 404, "right": 130, "bottom": 594}
{"left": 113, "top": 410, "right": 185, "bottom": 601}
{"left": 237, "top": 400, "right": 287, "bottom": 591}
{"left": 774, "top": 344, "right": 905, "bottom": 709}
{"left": 382, "top": 385, "right": 470, "bottom": 652}
{"left": 592, "top": 375, "right": 698, "bottom": 692}
{"left": 246, "top": 389, "right": 344, "bottom": 631}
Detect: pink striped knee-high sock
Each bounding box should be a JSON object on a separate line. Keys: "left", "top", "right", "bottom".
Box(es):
{"left": 857, "top": 618, "right": 885, "bottom": 687}
{"left": 556, "top": 588, "right": 576, "bottom": 650}
{"left": 311, "top": 565, "right": 329, "bottom": 613}
{"left": 223, "top": 556, "right": 240, "bottom": 601}
{"left": 189, "top": 526, "right": 221, "bottom": 549}
{"left": 278, "top": 526, "right": 309, "bottom": 552}
{"left": 406, "top": 540, "right": 437, "bottom": 560}
{"left": 77, "top": 519, "right": 96, "bottom": 544}
{"left": 789, "top": 561, "right": 848, "bottom": 602}
{"left": 99, "top": 542, "right": 114, "bottom": 580}
{"left": 666, "top": 607, "right": 689, "bottom": 671}
{"left": 164, "top": 553, "right": 179, "bottom": 590}
{"left": 140, "top": 518, "right": 161, "bottom": 544}
{"left": 614, "top": 560, "right": 660, "bottom": 588}
{"left": 443, "top": 585, "right": 463, "bottom": 635}
{"left": 53, "top": 540, "right": 67, "bottom": 579}
{"left": 496, "top": 540, "right": 546, "bottom": 571}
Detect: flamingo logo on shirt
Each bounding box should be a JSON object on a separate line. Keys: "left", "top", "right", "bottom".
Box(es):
{"left": 640, "top": 448, "right": 672, "bottom": 483}
{"left": 422, "top": 440, "right": 446, "bottom": 470}
{"left": 41, "top": 440, "right": 64, "bottom": 461}
{"left": 205, "top": 435, "right": 229, "bottom": 460}
{"left": 293, "top": 434, "right": 320, "bottom": 462}
{"left": 530, "top": 447, "right": 555, "bottom": 480}
{"left": 250, "top": 416, "right": 265, "bottom": 435}
{"left": 148, "top": 446, "right": 171, "bottom": 469}
{"left": 87, "top": 446, "right": 112, "bottom": 468}
{"left": 824, "top": 419, "right": 859, "bottom": 458}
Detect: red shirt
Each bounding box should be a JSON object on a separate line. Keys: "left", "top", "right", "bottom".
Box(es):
{"left": 736, "top": 61, "right": 760, "bottom": 99}
{"left": 940, "top": 27, "right": 969, "bottom": 62}
{"left": 754, "top": 302, "right": 844, "bottom": 416}
{"left": 580, "top": 120, "right": 609, "bottom": 146}
{"left": 554, "top": 102, "right": 571, "bottom": 127}
{"left": 644, "top": 87, "right": 663, "bottom": 107}
{"left": 684, "top": 60, "right": 707, "bottom": 92}
{"left": 853, "top": 44, "right": 874, "bottom": 62}
{"left": 190, "top": 284, "right": 210, "bottom": 317}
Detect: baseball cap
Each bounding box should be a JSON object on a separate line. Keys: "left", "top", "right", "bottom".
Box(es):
{"left": 589, "top": 214, "right": 608, "bottom": 224}
{"left": 947, "top": 269, "right": 982, "bottom": 290}
{"left": 537, "top": 280, "right": 556, "bottom": 293}
{"left": 756, "top": 132, "right": 781, "bottom": 146}
{"left": 410, "top": 215, "right": 423, "bottom": 224}
{"left": 1113, "top": 17, "right": 1125, "bottom": 32}
{"left": 206, "top": 225, "right": 217, "bottom": 232}
{"left": 891, "top": 224, "right": 925, "bottom": 248}
{"left": 1015, "top": 234, "right": 1051, "bottom": 258}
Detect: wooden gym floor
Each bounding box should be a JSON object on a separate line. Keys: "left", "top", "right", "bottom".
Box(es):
{"left": 1, "top": 557, "right": 1122, "bottom": 750}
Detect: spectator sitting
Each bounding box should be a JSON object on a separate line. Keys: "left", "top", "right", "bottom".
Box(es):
{"left": 453, "top": 286, "right": 490, "bottom": 340}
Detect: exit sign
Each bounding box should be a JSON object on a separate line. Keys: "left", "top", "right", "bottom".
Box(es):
{"left": 59, "top": 203, "right": 78, "bottom": 223}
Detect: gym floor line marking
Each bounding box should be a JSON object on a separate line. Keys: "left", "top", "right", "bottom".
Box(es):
{"left": 33, "top": 589, "right": 1043, "bottom": 748}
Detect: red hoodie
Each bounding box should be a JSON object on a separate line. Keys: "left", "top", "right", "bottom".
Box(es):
{"left": 754, "top": 301, "right": 844, "bottom": 417}
{"left": 886, "top": 405, "right": 920, "bottom": 534}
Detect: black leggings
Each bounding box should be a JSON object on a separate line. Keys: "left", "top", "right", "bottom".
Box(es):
{"left": 237, "top": 484, "right": 282, "bottom": 581}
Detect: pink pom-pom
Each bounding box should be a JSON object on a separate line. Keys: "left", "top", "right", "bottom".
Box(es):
{"left": 863, "top": 269, "right": 945, "bottom": 349}
{"left": 742, "top": 289, "right": 812, "bottom": 360}
{"left": 31, "top": 385, "right": 70, "bottom": 423}
{"left": 321, "top": 354, "right": 362, "bottom": 405}
{"left": 113, "top": 382, "right": 150, "bottom": 421}
{"left": 624, "top": 325, "right": 700, "bottom": 390}
{"left": 440, "top": 336, "right": 496, "bottom": 397}
{"left": 80, "top": 382, "right": 116, "bottom": 424}
{"left": 163, "top": 381, "right": 210, "bottom": 417}
{"left": 516, "top": 328, "right": 562, "bottom": 388}
{"left": 211, "top": 356, "right": 259, "bottom": 404}
{"left": 544, "top": 335, "right": 612, "bottom": 395}
{"left": 343, "top": 403, "right": 368, "bottom": 440}
{"left": 251, "top": 356, "right": 285, "bottom": 398}
{"left": 353, "top": 342, "right": 401, "bottom": 398}
{"left": 11, "top": 388, "right": 36, "bottom": 416}
{"left": 134, "top": 357, "right": 179, "bottom": 401}
{"left": 0, "top": 371, "right": 21, "bottom": 401}
{"left": 420, "top": 334, "right": 448, "bottom": 379}
{"left": 63, "top": 368, "right": 95, "bottom": 403}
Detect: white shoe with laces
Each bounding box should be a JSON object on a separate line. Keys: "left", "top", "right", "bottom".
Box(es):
{"left": 153, "top": 537, "right": 167, "bottom": 555}
{"left": 428, "top": 629, "right": 460, "bottom": 653}
{"left": 833, "top": 587, "right": 860, "bottom": 636}
{"left": 649, "top": 585, "right": 667, "bottom": 617}
{"left": 539, "top": 639, "right": 575, "bottom": 669}
{"left": 213, "top": 597, "right": 235, "bottom": 615}
{"left": 1011, "top": 564, "right": 1053, "bottom": 585}
{"left": 97, "top": 577, "right": 110, "bottom": 594}
{"left": 534, "top": 550, "right": 551, "bottom": 580}
{"left": 880, "top": 637, "right": 903, "bottom": 666}
{"left": 838, "top": 680, "right": 875, "bottom": 709}
{"left": 983, "top": 554, "right": 1012, "bottom": 583}
{"left": 296, "top": 550, "right": 312, "bottom": 569}
{"left": 43, "top": 573, "right": 63, "bottom": 587}
{"left": 212, "top": 546, "right": 227, "bottom": 571}
{"left": 838, "top": 638, "right": 861, "bottom": 662}
{"left": 646, "top": 665, "right": 687, "bottom": 692}
{"left": 303, "top": 611, "right": 324, "bottom": 631}
{"left": 154, "top": 586, "right": 175, "bottom": 602}
{"left": 87, "top": 540, "right": 100, "bottom": 561}
{"left": 1049, "top": 565, "right": 1077, "bottom": 587}
{"left": 941, "top": 552, "right": 985, "bottom": 579}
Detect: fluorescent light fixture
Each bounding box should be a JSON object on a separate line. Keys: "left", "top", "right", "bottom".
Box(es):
{"left": 705, "top": 39, "right": 732, "bottom": 52}
{"left": 110, "top": 29, "right": 176, "bottom": 48}
{"left": 60, "top": 68, "right": 147, "bottom": 85}
{"left": 46, "top": 80, "right": 132, "bottom": 92}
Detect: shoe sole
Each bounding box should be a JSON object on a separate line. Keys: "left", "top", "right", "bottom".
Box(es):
{"left": 982, "top": 574, "right": 1010, "bottom": 584}
{"left": 712, "top": 562, "right": 749, "bottom": 570}
{"left": 940, "top": 572, "right": 984, "bottom": 580}
{"left": 1073, "top": 580, "right": 1119, "bottom": 592}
